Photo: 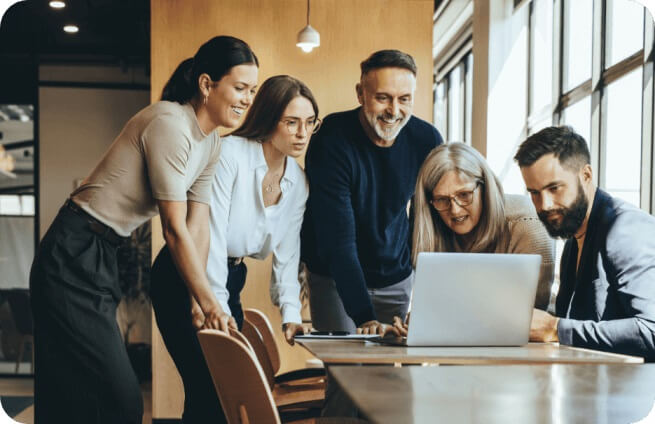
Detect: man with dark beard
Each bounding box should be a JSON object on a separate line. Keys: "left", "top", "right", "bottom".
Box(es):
{"left": 515, "top": 126, "right": 655, "bottom": 361}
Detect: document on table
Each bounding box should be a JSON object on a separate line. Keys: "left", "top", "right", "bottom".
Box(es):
{"left": 294, "top": 334, "right": 382, "bottom": 340}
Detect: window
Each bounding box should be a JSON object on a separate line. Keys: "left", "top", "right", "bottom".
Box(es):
{"left": 525, "top": 0, "right": 653, "bottom": 306}
{"left": 0, "top": 194, "right": 34, "bottom": 215}
{"left": 547, "top": 0, "right": 650, "bottom": 211}
{"left": 435, "top": 51, "right": 473, "bottom": 144}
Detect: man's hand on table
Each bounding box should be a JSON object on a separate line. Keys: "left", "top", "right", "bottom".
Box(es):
{"left": 529, "top": 308, "right": 559, "bottom": 342}
{"left": 357, "top": 320, "right": 399, "bottom": 336}
{"left": 392, "top": 316, "right": 409, "bottom": 337}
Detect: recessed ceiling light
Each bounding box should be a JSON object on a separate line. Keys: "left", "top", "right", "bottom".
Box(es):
{"left": 49, "top": 1, "right": 66, "bottom": 9}
{"left": 63, "top": 25, "right": 78, "bottom": 33}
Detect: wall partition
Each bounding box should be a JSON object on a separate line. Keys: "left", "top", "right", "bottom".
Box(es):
{"left": 150, "top": 0, "right": 435, "bottom": 419}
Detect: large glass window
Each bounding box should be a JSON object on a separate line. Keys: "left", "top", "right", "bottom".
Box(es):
{"left": 529, "top": 0, "right": 553, "bottom": 116}
{"left": 435, "top": 51, "right": 473, "bottom": 144}
{"left": 604, "top": 68, "right": 643, "bottom": 207}
{"left": 448, "top": 65, "right": 463, "bottom": 142}
{"left": 606, "top": 0, "right": 644, "bottom": 67}
{"left": 563, "top": 0, "right": 593, "bottom": 91}
{"left": 562, "top": 97, "right": 592, "bottom": 146}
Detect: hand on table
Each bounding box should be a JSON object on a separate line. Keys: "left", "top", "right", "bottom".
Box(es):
{"left": 283, "top": 322, "right": 312, "bottom": 346}
{"left": 529, "top": 308, "right": 559, "bottom": 342}
{"left": 356, "top": 320, "right": 398, "bottom": 336}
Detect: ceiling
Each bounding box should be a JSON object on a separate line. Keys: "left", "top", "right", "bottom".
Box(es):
{"left": 0, "top": 0, "right": 150, "bottom": 65}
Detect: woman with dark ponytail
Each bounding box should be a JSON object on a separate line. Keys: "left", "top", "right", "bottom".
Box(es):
{"left": 29, "top": 35, "right": 258, "bottom": 424}
{"left": 151, "top": 75, "right": 320, "bottom": 424}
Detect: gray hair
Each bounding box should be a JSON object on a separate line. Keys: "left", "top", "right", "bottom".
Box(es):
{"left": 412, "top": 143, "right": 508, "bottom": 265}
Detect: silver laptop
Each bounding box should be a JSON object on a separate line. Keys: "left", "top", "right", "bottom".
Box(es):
{"left": 377, "top": 252, "right": 541, "bottom": 347}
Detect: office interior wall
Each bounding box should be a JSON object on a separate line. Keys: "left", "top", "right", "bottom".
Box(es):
{"left": 39, "top": 67, "right": 149, "bottom": 235}
{"left": 151, "top": 0, "right": 434, "bottom": 418}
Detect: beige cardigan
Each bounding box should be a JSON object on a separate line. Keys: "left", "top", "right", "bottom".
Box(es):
{"left": 501, "top": 194, "right": 555, "bottom": 310}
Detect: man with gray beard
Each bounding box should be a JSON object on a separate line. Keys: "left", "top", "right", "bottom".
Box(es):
{"left": 301, "top": 50, "right": 443, "bottom": 337}
{"left": 515, "top": 126, "right": 655, "bottom": 361}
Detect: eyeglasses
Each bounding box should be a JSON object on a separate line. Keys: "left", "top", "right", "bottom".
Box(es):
{"left": 282, "top": 117, "right": 322, "bottom": 135}
{"left": 430, "top": 183, "right": 482, "bottom": 211}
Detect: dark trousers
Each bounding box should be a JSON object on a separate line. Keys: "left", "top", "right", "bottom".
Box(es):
{"left": 150, "top": 246, "right": 247, "bottom": 424}
{"left": 29, "top": 204, "right": 143, "bottom": 424}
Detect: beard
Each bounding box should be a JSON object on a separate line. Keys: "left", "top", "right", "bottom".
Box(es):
{"left": 537, "top": 181, "right": 589, "bottom": 239}
{"left": 363, "top": 109, "right": 411, "bottom": 142}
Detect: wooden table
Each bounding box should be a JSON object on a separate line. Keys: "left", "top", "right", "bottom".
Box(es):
{"left": 297, "top": 339, "right": 644, "bottom": 365}
{"left": 329, "top": 364, "right": 655, "bottom": 423}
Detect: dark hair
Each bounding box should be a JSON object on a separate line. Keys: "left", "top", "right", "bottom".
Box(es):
{"left": 514, "top": 125, "right": 591, "bottom": 172}
{"left": 231, "top": 75, "right": 319, "bottom": 141}
{"left": 161, "top": 35, "right": 259, "bottom": 104}
{"left": 360, "top": 49, "right": 417, "bottom": 78}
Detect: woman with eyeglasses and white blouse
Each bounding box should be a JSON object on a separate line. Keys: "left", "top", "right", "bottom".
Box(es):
{"left": 151, "top": 75, "right": 319, "bottom": 423}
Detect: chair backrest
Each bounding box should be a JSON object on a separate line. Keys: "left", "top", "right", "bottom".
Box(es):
{"left": 244, "top": 308, "right": 281, "bottom": 373}
{"left": 229, "top": 327, "right": 254, "bottom": 352}
{"left": 241, "top": 319, "right": 276, "bottom": 388}
{"left": 197, "top": 329, "right": 281, "bottom": 424}
{"left": 6, "top": 289, "right": 33, "bottom": 335}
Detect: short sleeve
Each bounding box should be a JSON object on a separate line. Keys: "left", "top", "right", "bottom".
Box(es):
{"left": 188, "top": 133, "right": 221, "bottom": 204}
{"left": 141, "top": 116, "right": 191, "bottom": 202}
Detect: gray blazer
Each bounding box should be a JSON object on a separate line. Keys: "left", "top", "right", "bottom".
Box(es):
{"left": 556, "top": 189, "right": 655, "bottom": 361}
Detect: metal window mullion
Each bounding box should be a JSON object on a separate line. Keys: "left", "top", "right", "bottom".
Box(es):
{"left": 591, "top": 0, "right": 605, "bottom": 187}
{"left": 527, "top": 0, "right": 534, "bottom": 127}
{"left": 643, "top": 19, "right": 655, "bottom": 213}
{"left": 553, "top": 0, "right": 564, "bottom": 124}
{"left": 458, "top": 61, "right": 466, "bottom": 142}
{"left": 444, "top": 76, "right": 450, "bottom": 142}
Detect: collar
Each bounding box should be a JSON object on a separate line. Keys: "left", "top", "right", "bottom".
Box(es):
{"left": 251, "top": 140, "right": 296, "bottom": 187}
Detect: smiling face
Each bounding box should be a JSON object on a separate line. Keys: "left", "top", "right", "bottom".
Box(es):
{"left": 356, "top": 67, "right": 415, "bottom": 144}
{"left": 432, "top": 170, "right": 483, "bottom": 237}
{"left": 206, "top": 63, "right": 259, "bottom": 129}
{"left": 520, "top": 153, "right": 592, "bottom": 239}
{"left": 268, "top": 95, "right": 316, "bottom": 158}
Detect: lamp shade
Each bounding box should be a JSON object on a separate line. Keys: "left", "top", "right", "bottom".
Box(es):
{"left": 296, "top": 24, "right": 320, "bottom": 52}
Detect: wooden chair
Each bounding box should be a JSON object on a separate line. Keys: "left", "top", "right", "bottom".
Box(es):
{"left": 197, "top": 329, "right": 366, "bottom": 424}
{"left": 243, "top": 308, "right": 326, "bottom": 384}
{"left": 240, "top": 319, "right": 324, "bottom": 409}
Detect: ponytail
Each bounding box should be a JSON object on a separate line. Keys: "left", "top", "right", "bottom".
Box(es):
{"left": 160, "top": 36, "right": 259, "bottom": 105}
{"left": 161, "top": 58, "right": 195, "bottom": 103}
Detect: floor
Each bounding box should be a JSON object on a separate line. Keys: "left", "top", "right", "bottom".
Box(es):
{"left": 0, "top": 378, "right": 154, "bottom": 424}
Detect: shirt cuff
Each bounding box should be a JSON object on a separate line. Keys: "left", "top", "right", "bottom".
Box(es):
{"left": 557, "top": 318, "right": 573, "bottom": 345}
{"left": 280, "top": 304, "right": 302, "bottom": 325}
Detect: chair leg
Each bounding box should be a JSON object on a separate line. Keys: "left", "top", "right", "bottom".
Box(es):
{"left": 15, "top": 335, "right": 25, "bottom": 374}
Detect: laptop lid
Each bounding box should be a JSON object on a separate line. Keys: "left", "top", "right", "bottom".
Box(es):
{"left": 406, "top": 252, "right": 541, "bottom": 346}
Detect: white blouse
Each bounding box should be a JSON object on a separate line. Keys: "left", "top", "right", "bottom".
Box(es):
{"left": 206, "top": 135, "right": 308, "bottom": 324}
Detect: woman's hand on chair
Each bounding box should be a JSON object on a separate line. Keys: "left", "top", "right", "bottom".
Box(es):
{"left": 190, "top": 298, "right": 205, "bottom": 330}
{"left": 283, "top": 322, "right": 309, "bottom": 346}
{"left": 201, "top": 304, "right": 237, "bottom": 332}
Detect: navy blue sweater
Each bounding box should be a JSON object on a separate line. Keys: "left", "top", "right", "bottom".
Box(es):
{"left": 301, "top": 108, "right": 443, "bottom": 325}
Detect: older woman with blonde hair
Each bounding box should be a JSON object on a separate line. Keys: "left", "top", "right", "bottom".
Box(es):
{"left": 411, "top": 142, "right": 554, "bottom": 309}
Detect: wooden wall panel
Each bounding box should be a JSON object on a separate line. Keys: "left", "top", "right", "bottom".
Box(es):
{"left": 151, "top": 0, "right": 433, "bottom": 418}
